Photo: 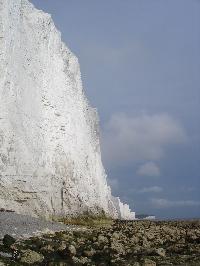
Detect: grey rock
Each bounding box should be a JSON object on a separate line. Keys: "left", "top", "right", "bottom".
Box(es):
{"left": 131, "top": 235, "right": 139, "bottom": 244}
{"left": 40, "top": 244, "right": 55, "bottom": 253}
{"left": 72, "top": 256, "right": 90, "bottom": 264}
{"left": 146, "top": 232, "right": 155, "bottom": 241}
{"left": 2, "top": 234, "right": 15, "bottom": 248}
{"left": 83, "top": 249, "right": 96, "bottom": 257}
{"left": 20, "top": 249, "right": 44, "bottom": 264}
{"left": 57, "top": 241, "right": 67, "bottom": 252}
{"left": 0, "top": 251, "right": 12, "bottom": 258}
{"left": 98, "top": 235, "right": 109, "bottom": 244}
{"left": 155, "top": 247, "right": 166, "bottom": 257}
{"left": 112, "top": 232, "right": 120, "bottom": 239}
{"left": 48, "top": 263, "right": 70, "bottom": 266}
{"left": 111, "top": 241, "right": 125, "bottom": 255}
{"left": 67, "top": 244, "right": 76, "bottom": 256}
{"left": 142, "top": 258, "right": 156, "bottom": 266}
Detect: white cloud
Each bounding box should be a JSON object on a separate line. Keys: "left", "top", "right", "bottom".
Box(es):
{"left": 137, "top": 162, "right": 160, "bottom": 177}
{"left": 151, "top": 198, "right": 200, "bottom": 208}
{"left": 101, "top": 113, "right": 187, "bottom": 167}
{"left": 138, "top": 186, "right": 163, "bottom": 193}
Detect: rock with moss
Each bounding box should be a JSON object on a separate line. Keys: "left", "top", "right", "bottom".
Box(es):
{"left": 142, "top": 258, "right": 157, "bottom": 266}
{"left": 20, "top": 249, "right": 44, "bottom": 264}
{"left": 154, "top": 247, "right": 166, "bottom": 257}
{"left": 2, "top": 235, "right": 16, "bottom": 248}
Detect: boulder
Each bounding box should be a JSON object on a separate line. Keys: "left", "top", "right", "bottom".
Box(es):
{"left": 2, "top": 235, "right": 16, "bottom": 248}
{"left": 20, "top": 249, "right": 44, "bottom": 264}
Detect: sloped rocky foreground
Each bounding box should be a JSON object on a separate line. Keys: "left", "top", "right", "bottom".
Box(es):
{"left": 0, "top": 220, "right": 200, "bottom": 265}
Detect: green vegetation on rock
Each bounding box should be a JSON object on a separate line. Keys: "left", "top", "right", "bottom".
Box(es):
{"left": 55, "top": 210, "right": 113, "bottom": 227}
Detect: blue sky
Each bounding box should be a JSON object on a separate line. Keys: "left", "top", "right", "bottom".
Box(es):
{"left": 31, "top": 0, "right": 200, "bottom": 219}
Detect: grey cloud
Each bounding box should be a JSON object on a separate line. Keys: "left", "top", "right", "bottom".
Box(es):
{"left": 102, "top": 113, "right": 187, "bottom": 167}
{"left": 151, "top": 198, "right": 200, "bottom": 208}
{"left": 138, "top": 186, "right": 163, "bottom": 193}
{"left": 137, "top": 162, "right": 160, "bottom": 177}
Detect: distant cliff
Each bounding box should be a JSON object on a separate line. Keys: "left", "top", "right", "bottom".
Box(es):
{"left": 0, "top": 0, "right": 135, "bottom": 220}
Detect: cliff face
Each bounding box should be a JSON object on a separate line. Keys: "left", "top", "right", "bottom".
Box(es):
{"left": 0, "top": 0, "right": 135, "bottom": 219}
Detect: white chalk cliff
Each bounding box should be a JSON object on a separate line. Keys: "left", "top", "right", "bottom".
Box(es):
{"left": 0, "top": 0, "right": 135, "bottom": 219}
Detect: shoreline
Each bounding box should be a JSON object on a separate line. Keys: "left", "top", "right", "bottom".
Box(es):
{"left": 0, "top": 215, "right": 199, "bottom": 265}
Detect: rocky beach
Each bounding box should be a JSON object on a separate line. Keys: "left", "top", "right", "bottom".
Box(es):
{"left": 0, "top": 217, "right": 199, "bottom": 265}
{"left": 0, "top": 1, "right": 199, "bottom": 265}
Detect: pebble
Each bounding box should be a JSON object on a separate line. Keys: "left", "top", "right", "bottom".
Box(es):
{"left": 0, "top": 213, "right": 74, "bottom": 239}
